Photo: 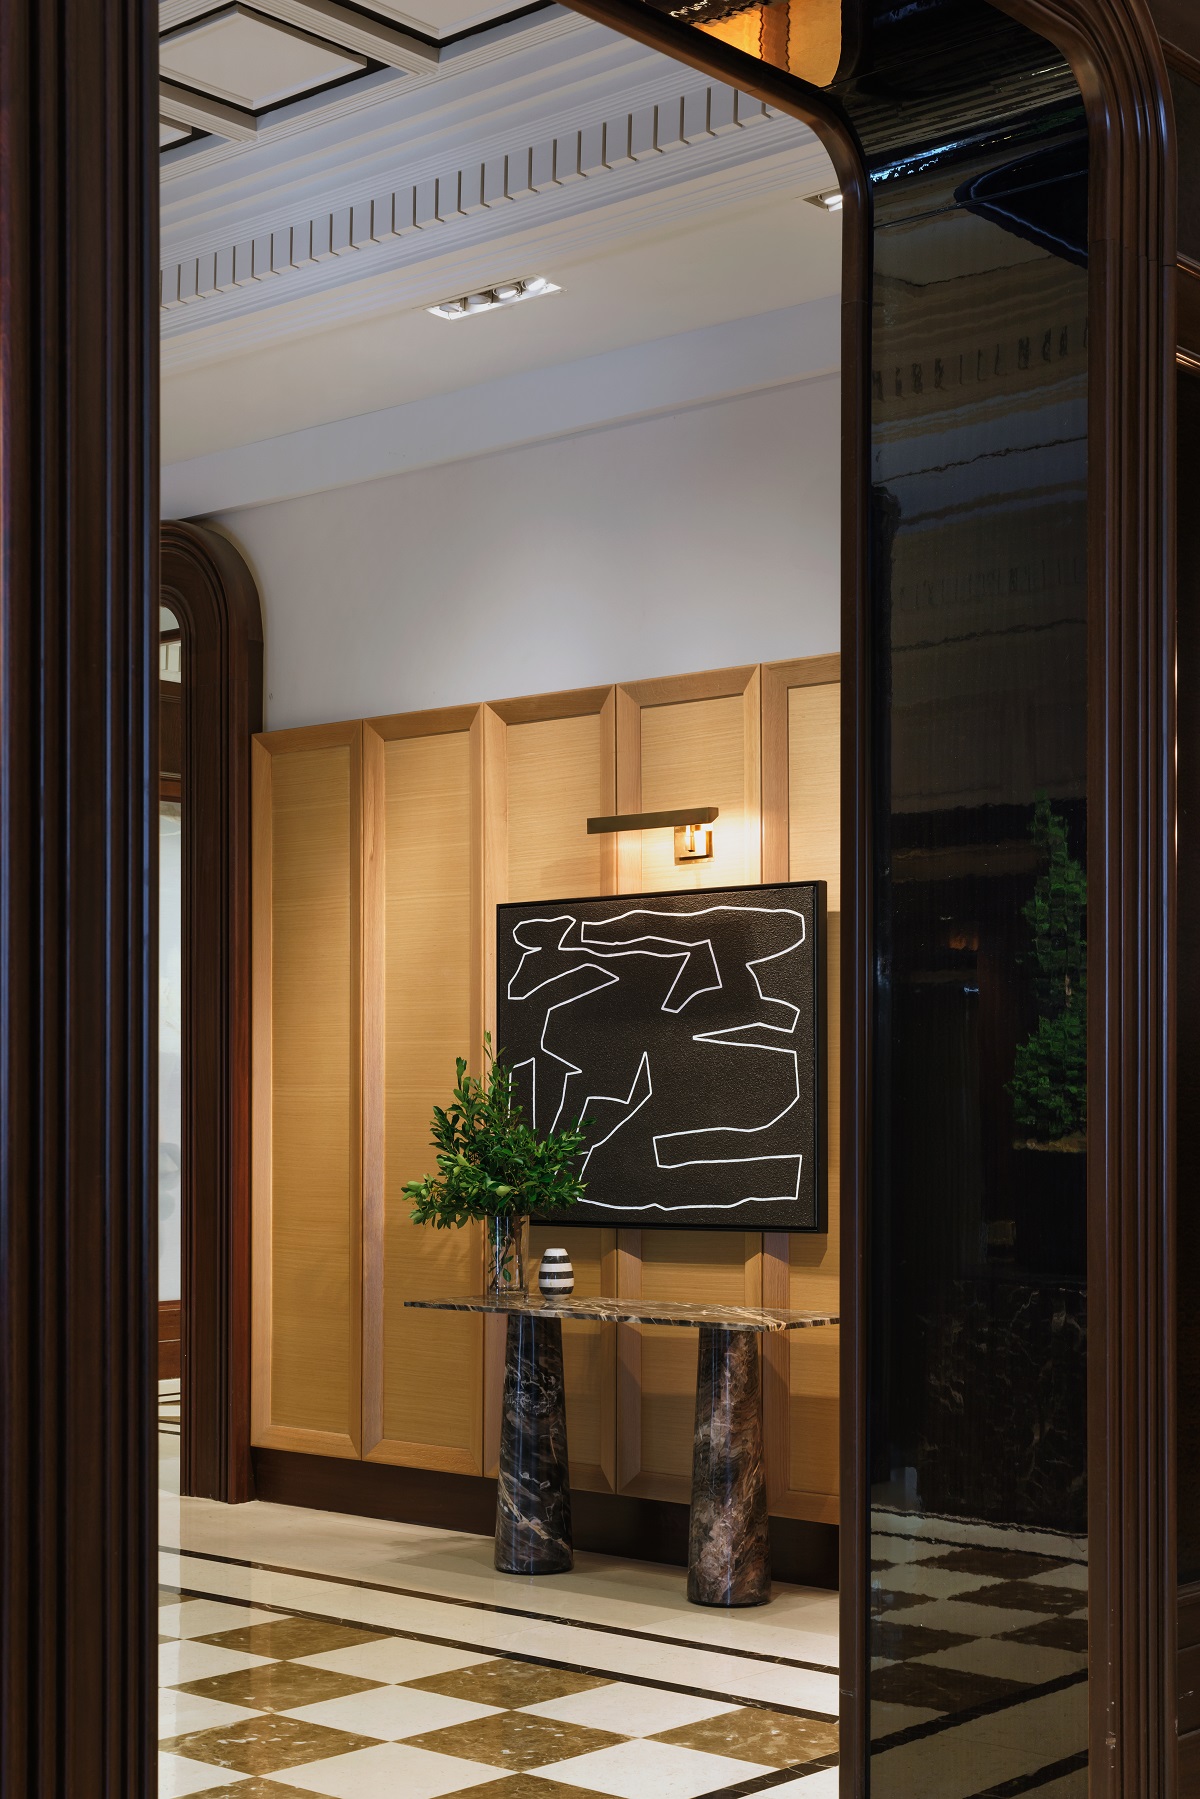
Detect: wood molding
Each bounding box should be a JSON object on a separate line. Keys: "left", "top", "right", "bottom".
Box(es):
{"left": 161, "top": 521, "right": 264, "bottom": 1506}
{"left": 251, "top": 721, "right": 365, "bottom": 1457}
{"left": 1180, "top": 258, "right": 1200, "bottom": 365}
{"left": 1180, "top": 1581, "right": 1200, "bottom": 1742}
{"left": 0, "top": 0, "right": 158, "bottom": 1786}
{"left": 159, "top": 1301, "right": 183, "bottom": 1381}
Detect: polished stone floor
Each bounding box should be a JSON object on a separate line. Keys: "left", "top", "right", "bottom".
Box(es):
{"left": 158, "top": 1386, "right": 839, "bottom": 1799}
{"left": 159, "top": 1386, "right": 1088, "bottom": 1798}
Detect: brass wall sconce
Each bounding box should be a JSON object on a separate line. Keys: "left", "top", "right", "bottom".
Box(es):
{"left": 586, "top": 806, "right": 718, "bottom": 864}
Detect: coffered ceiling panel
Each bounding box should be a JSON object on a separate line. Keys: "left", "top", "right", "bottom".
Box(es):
{"left": 160, "top": 118, "right": 192, "bottom": 146}
{"left": 160, "top": 5, "right": 367, "bottom": 110}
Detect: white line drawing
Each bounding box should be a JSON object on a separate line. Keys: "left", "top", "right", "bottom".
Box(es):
{"left": 501, "top": 898, "right": 813, "bottom": 1219}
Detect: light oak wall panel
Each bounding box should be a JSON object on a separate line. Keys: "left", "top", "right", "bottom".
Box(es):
{"left": 498, "top": 694, "right": 617, "bottom": 1488}
{"left": 253, "top": 726, "right": 361, "bottom": 1457}
{"left": 616, "top": 669, "right": 763, "bottom": 1501}
{"left": 366, "top": 721, "right": 484, "bottom": 1472}
{"left": 762, "top": 661, "right": 841, "bottom": 1523}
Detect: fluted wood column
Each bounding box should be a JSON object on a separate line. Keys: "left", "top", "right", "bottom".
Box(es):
{"left": 0, "top": 0, "right": 158, "bottom": 1793}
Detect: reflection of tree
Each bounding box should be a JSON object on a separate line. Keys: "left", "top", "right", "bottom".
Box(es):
{"left": 1009, "top": 796, "right": 1087, "bottom": 1147}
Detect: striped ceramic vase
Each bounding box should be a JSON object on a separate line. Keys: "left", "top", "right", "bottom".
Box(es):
{"left": 538, "top": 1247, "right": 574, "bottom": 1296}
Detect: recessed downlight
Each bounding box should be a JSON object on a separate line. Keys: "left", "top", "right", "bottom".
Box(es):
{"left": 804, "top": 189, "right": 843, "bottom": 214}
{"left": 426, "top": 277, "right": 561, "bottom": 320}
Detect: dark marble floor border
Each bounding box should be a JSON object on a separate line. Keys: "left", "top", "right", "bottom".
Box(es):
{"left": 161, "top": 1542, "right": 838, "bottom": 1675}
{"left": 159, "top": 1574, "right": 839, "bottom": 1723}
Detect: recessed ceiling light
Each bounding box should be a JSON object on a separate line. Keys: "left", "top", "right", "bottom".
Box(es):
{"left": 426, "top": 277, "right": 561, "bottom": 320}
{"left": 804, "top": 189, "right": 844, "bottom": 214}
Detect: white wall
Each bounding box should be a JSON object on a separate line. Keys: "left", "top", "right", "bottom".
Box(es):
{"left": 213, "top": 373, "right": 840, "bottom": 730}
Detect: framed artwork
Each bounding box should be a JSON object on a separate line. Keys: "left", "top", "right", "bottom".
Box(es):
{"left": 495, "top": 880, "right": 827, "bottom": 1231}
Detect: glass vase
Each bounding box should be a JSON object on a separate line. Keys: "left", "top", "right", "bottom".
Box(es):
{"left": 486, "top": 1213, "right": 528, "bottom": 1296}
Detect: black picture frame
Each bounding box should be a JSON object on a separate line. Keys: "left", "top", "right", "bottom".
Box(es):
{"left": 495, "top": 879, "right": 827, "bottom": 1231}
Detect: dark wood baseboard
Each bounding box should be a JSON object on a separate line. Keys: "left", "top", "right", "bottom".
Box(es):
{"left": 252, "top": 1449, "right": 838, "bottom": 1590}
{"left": 159, "top": 1300, "right": 181, "bottom": 1381}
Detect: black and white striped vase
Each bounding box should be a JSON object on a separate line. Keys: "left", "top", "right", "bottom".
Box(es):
{"left": 538, "top": 1247, "right": 575, "bottom": 1297}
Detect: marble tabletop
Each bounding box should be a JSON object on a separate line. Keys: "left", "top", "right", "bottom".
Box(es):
{"left": 404, "top": 1294, "right": 838, "bottom": 1332}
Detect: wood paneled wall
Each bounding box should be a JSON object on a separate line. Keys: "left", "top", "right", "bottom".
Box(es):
{"left": 252, "top": 657, "right": 841, "bottom": 1522}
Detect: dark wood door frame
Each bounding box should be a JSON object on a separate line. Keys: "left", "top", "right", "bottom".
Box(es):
{"left": 0, "top": 0, "right": 158, "bottom": 1790}
{"left": 161, "top": 522, "right": 263, "bottom": 1505}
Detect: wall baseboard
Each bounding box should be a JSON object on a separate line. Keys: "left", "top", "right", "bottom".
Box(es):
{"left": 159, "top": 1300, "right": 182, "bottom": 1380}
{"left": 251, "top": 1449, "right": 839, "bottom": 1591}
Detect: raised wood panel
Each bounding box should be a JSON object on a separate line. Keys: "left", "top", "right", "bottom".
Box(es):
{"left": 616, "top": 669, "right": 765, "bottom": 1501}
{"left": 506, "top": 709, "right": 613, "bottom": 902}
{"left": 367, "top": 725, "right": 483, "bottom": 1472}
{"left": 788, "top": 683, "right": 841, "bottom": 908}
{"left": 254, "top": 731, "right": 361, "bottom": 1457}
{"left": 500, "top": 700, "right": 617, "bottom": 1486}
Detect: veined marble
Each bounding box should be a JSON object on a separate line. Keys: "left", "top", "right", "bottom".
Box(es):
{"left": 406, "top": 1295, "right": 838, "bottom": 1332}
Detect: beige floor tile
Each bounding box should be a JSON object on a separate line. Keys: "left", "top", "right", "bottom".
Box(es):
{"left": 911, "top": 1635, "right": 1085, "bottom": 1687}
{"left": 535, "top": 1738, "right": 773, "bottom": 1799}
{"left": 284, "top": 1684, "right": 501, "bottom": 1740}
{"left": 161, "top": 1641, "right": 276, "bottom": 1686}
{"left": 157, "top": 1751, "right": 248, "bottom": 1797}
{"left": 282, "top": 1742, "right": 504, "bottom": 1799}
{"left": 519, "top": 1684, "right": 735, "bottom": 1739}
{"left": 652, "top": 1707, "right": 839, "bottom": 1768}
{"left": 296, "top": 1640, "right": 493, "bottom": 1685}
{"left": 159, "top": 1689, "right": 263, "bottom": 1740}
{"left": 161, "top": 1713, "right": 381, "bottom": 1775}
{"left": 406, "top": 1711, "right": 623, "bottom": 1773}
{"left": 162, "top": 1601, "right": 284, "bottom": 1641}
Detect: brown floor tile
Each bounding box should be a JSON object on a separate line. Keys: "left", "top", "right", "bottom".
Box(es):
{"left": 1000, "top": 1614, "right": 1089, "bottom": 1654}
{"left": 406, "top": 1710, "right": 622, "bottom": 1772}
{"left": 183, "top": 1784, "right": 331, "bottom": 1799}
{"left": 966, "top": 1580, "right": 1087, "bottom": 1616}
{"left": 198, "top": 1618, "right": 388, "bottom": 1661}
{"left": 652, "top": 1707, "right": 838, "bottom": 1768}
{"left": 870, "top": 1661, "right": 1024, "bottom": 1715}
{"left": 406, "top": 1660, "right": 612, "bottom": 1709}
{"left": 921, "top": 1548, "right": 1070, "bottom": 1581}
{"left": 872, "top": 1621, "right": 973, "bottom": 1663}
{"left": 160, "top": 1712, "right": 380, "bottom": 1774}
{"left": 870, "top": 1588, "right": 932, "bottom": 1614}
{"left": 458, "top": 1781, "right": 615, "bottom": 1799}
{"left": 174, "top": 1660, "right": 382, "bottom": 1712}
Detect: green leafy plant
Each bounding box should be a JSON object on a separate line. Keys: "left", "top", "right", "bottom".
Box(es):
{"left": 1009, "top": 796, "right": 1087, "bottom": 1147}
{"left": 403, "top": 1036, "right": 588, "bottom": 1230}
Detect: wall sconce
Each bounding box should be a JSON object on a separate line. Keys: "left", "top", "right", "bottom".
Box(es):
{"left": 586, "top": 806, "right": 718, "bottom": 864}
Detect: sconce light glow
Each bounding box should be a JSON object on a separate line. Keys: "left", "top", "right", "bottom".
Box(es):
{"left": 427, "top": 277, "right": 561, "bottom": 320}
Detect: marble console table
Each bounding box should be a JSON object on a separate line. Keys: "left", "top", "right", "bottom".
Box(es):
{"left": 405, "top": 1293, "right": 837, "bottom": 1607}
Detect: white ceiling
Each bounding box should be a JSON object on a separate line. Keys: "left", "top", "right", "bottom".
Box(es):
{"left": 162, "top": 180, "right": 841, "bottom": 461}
{"left": 161, "top": 7, "right": 367, "bottom": 110}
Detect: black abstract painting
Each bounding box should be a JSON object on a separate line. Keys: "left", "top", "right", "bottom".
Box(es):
{"left": 495, "top": 881, "right": 826, "bottom": 1231}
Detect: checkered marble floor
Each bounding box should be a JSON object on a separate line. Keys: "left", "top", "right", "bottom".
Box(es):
{"left": 867, "top": 1511, "right": 1089, "bottom": 1796}
{"left": 157, "top": 1591, "right": 839, "bottom": 1799}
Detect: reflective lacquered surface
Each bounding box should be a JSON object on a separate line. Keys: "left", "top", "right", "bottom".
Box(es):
{"left": 627, "top": 0, "right": 1092, "bottom": 1786}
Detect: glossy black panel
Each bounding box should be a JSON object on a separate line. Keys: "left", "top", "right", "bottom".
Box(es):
{"left": 1177, "top": 369, "right": 1200, "bottom": 1586}
{"left": 1170, "top": 68, "right": 1200, "bottom": 267}
{"left": 837, "top": 9, "right": 1091, "bottom": 1783}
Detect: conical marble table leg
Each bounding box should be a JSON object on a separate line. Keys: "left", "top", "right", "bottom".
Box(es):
{"left": 495, "top": 1312, "right": 573, "bottom": 1574}
{"left": 688, "top": 1325, "right": 770, "bottom": 1606}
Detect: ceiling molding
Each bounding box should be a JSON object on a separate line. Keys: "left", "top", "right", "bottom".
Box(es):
{"left": 161, "top": 87, "right": 819, "bottom": 321}
{"left": 161, "top": 296, "right": 840, "bottom": 516}
{"left": 160, "top": 77, "right": 259, "bottom": 140}
{"left": 246, "top": 0, "right": 440, "bottom": 70}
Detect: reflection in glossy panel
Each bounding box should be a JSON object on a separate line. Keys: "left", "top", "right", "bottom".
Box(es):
{"left": 618, "top": 0, "right": 1091, "bottom": 1787}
